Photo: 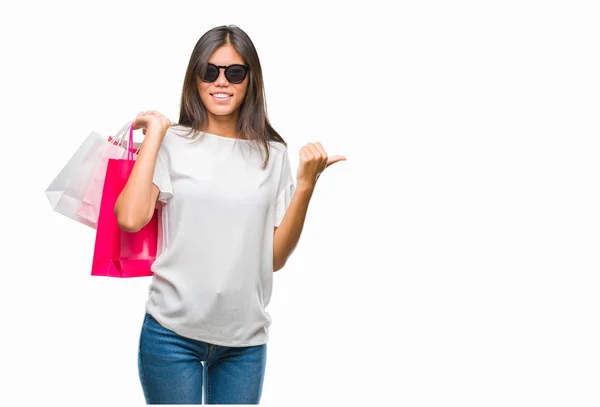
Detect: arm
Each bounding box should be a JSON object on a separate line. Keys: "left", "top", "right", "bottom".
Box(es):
{"left": 272, "top": 141, "right": 346, "bottom": 272}
{"left": 114, "top": 117, "right": 168, "bottom": 232}
{"left": 273, "top": 183, "right": 314, "bottom": 272}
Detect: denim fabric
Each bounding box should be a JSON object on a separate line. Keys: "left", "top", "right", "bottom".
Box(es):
{"left": 138, "top": 312, "right": 267, "bottom": 404}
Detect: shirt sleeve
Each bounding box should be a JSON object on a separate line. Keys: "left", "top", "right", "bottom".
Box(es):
{"left": 274, "top": 147, "right": 295, "bottom": 227}
{"left": 152, "top": 142, "right": 173, "bottom": 203}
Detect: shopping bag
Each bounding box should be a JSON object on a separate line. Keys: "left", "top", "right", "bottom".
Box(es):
{"left": 91, "top": 123, "right": 158, "bottom": 278}
{"left": 45, "top": 122, "right": 141, "bottom": 229}
{"left": 76, "top": 133, "right": 141, "bottom": 228}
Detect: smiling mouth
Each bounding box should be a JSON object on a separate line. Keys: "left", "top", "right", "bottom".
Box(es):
{"left": 211, "top": 93, "right": 232, "bottom": 100}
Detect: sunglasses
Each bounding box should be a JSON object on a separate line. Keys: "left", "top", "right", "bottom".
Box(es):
{"left": 201, "top": 63, "right": 250, "bottom": 84}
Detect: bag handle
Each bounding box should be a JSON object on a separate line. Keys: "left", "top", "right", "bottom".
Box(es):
{"left": 110, "top": 120, "right": 141, "bottom": 157}
{"left": 128, "top": 123, "right": 134, "bottom": 160}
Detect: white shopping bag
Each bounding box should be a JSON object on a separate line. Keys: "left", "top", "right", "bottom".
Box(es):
{"left": 45, "top": 121, "right": 141, "bottom": 229}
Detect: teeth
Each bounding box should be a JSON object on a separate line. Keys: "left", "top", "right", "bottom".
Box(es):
{"left": 213, "top": 94, "right": 231, "bottom": 99}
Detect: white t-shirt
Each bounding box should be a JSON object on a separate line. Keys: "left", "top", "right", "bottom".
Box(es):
{"left": 144, "top": 124, "right": 295, "bottom": 347}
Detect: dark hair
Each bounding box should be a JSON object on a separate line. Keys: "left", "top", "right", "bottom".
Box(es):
{"left": 176, "top": 25, "right": 285, "bottom": 169}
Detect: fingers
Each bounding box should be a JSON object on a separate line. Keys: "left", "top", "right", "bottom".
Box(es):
{"left": 302, "top": 142, "right": 327, "bottom": 163}
{"left": 312, "top": 142, "right": 328, "bottom": 158}
{"left": 301, "top": 145, "right": 315, "bottom": 160}
{"left": 301, "top": 142, "right": 346, "bottom": 171}
{"left": 134, "top": 110, "right": 169, "bottom": 124}
{"left": 133, "top": 109, "right": 171, "bottom": 137}
{"left": 299, "top": 148, "right": 310, "bottom": 162}
{"left": 304, "top": 142, "right": 327, "bottom": 158}
{"left": 147, "top": 110, "right": 168, "bottom": 120}
{"left": 136, "top": 110, "right": 166, "bottom": 118}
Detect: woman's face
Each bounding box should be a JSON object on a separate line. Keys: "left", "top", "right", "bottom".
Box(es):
{"left": 197, "top": 44, "right": 249, "bottom": 121}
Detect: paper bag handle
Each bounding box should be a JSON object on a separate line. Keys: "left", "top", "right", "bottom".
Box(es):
{"left": 128, "top": 123, "right": 134, "bottom": 160}
{"left": 110, "top": 120, "right": 140, "bottom": 157}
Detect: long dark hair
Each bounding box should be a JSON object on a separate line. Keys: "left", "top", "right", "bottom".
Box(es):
{"left": 176, "top": 25, "right": 285, "bottom": 169}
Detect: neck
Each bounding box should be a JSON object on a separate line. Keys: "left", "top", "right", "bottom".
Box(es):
{"left": 205, "top": 112, "right": 239, "bottom": 139}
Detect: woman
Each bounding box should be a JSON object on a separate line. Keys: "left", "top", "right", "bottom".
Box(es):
{"left": 115, "top": 25, "right": 346, "bottom": 404}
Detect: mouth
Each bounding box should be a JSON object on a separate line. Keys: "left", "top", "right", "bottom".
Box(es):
{"left": 210, "top": 92, "right": 233, "bottom": 102}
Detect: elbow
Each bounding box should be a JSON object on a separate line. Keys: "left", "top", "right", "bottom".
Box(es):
{"left": 117, "top": 216, "right": 145, "bottom": 233}
{"left": 114, "top": 201, "right": 149, "bottom": 233}
{"left": 273, "top": 258, "right": 286, "bottom": 272}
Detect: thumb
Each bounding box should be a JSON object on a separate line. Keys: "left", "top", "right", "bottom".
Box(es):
{"left": 326, "top": 155, "right": 347, "bottom": 168}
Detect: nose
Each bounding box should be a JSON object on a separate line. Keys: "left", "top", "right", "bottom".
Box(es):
{"left": 214, "top": 67, "right": 229, "bottom": 86}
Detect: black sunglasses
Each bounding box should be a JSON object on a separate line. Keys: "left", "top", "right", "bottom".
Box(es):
{"left": 201, "top": 63, "right": 250, "bottom": 84}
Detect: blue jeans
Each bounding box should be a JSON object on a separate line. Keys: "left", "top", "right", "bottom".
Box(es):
{"left": 137, "top": 312, "right": 267, "bottom": 404}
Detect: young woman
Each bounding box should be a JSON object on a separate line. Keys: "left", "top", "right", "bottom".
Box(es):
{"left": 115, "top": 25, "right": 346, "bottom": 404}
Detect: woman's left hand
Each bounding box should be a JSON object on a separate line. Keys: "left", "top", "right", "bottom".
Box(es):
{"left": 296, "top": 142, "right": 346, "bottom": 190}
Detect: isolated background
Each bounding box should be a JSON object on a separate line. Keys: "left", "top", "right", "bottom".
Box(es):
{"left": 1, "top": 0, "right": 599, "bottom": 406}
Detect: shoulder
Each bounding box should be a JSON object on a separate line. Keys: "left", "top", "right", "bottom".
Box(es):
{"left": 159, "top": 124, "right": 198, "bottom": 150}
{"left": 165, "top": 124, "right": 197, "bottom": 141}
{"left": 267, "top": 141, "right": 291, "bottom": 168}
{"left": 268, "top": 140, "right": 290, "bottom": 157}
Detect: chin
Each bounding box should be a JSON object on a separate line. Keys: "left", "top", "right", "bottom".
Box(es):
{"left": 207, "top": 107, "right": 237, "bottom": 116}
{"left": 206, "top": 102, "right": 241, "bottom": 115}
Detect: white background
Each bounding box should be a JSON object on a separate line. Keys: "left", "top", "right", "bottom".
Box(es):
{"left": 1, "top": 0, "right": 599, "bottom": 406}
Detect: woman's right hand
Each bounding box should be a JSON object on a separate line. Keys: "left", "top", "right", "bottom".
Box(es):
{"left": 133, "top": 110, "right": 171, "bottom": 136}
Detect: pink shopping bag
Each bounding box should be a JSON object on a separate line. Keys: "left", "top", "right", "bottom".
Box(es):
{"left": 91, "top": 123, "right": 158, "bottom": 278}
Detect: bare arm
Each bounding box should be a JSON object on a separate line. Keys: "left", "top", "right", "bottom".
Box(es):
{"left": 273, "top": 183, "right": 314, "bottom": 271}
{"left": 114, "top": 112, "right": 169, "bottom": 232}
{"left": 273, "top": 142, "right": 346, "bottom": 272}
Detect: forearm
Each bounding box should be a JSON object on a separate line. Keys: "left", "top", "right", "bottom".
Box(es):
{"left": 273, "top": 183, "right": 314, "bottom": 271}
{"left": 114, "top": 127, "right": 165, "bottom": 231}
